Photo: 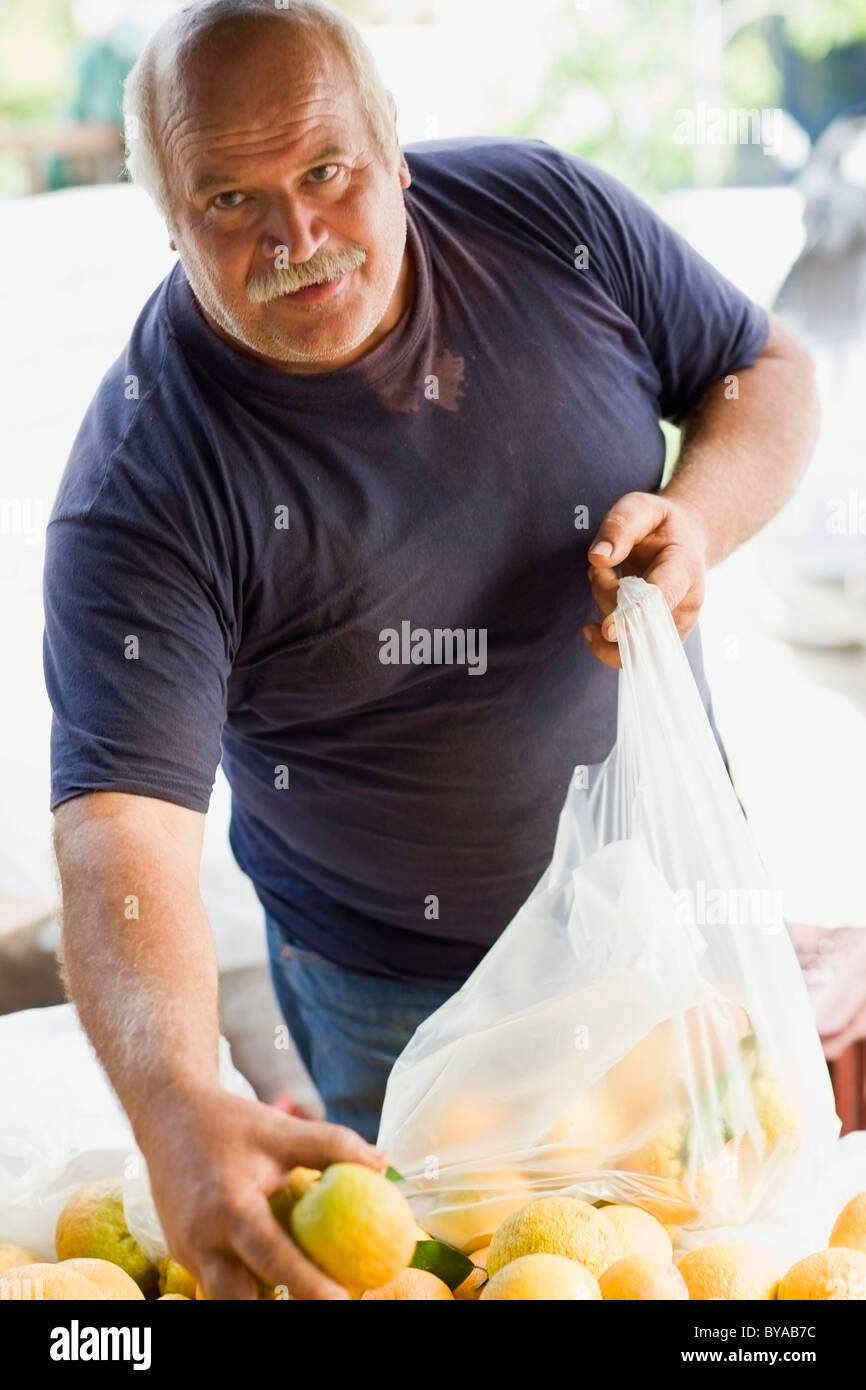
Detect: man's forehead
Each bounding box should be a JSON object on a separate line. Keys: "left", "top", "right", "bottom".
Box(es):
{"left": 158, "top": 19, "right": 365, "bottom": 176}
{"left": 188, "top": 137, "right": 354, "bottom": 195}
{"left": 164, "top": 15, "right": 351, "bottom": 117}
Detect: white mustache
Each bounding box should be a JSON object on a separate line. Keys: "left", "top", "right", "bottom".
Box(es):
{"left": 247, "top": 245, "right": 367, "bottom": 303}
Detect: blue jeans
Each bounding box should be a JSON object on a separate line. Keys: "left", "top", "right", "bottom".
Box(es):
{"left": 264, "top": 913, "right": 458, "bottom": 1143}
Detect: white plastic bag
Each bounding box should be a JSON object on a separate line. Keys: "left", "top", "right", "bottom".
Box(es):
{"left": 0, "top": 1002, "right": 255, "bottom": 1262}
{"left": 379, "top": 577, "right": 841, "bottom": 1252}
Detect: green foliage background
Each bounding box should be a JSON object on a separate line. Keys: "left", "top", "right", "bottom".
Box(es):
{"left": 1, "top": 0, "right": 865, "bottom": 194}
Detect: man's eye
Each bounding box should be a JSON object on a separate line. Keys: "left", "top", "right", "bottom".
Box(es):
{"left": 212, "top": 191, "right": 246, "bottom": 209}
{"left": 307, "top": 164, "right": 339, "bottom": 184}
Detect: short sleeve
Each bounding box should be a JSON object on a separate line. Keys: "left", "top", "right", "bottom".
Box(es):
{"left": 552, "top": 148, "right": 770, "bottom": 423}
{"left": 43, "top": 510, "right": 232, "bottom": 814}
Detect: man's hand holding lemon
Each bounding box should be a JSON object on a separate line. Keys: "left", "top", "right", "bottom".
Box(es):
{"left": 135, "top": 1085, "right": 387, "bottom": 1300}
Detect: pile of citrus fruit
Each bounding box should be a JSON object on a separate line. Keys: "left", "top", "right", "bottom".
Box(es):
{"left": 1, "top": 1165, "right": 865, "bottom": 1300}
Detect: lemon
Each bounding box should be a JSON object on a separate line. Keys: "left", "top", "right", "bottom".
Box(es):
{"left": 482, "top": 1253, "right": 601, "bottom": 1300}
{"left": 158, "top": 1256, "right": 197, "bottom": 1299}
{"left": 677, "top": 1242, "right": 782, "bottom": 1300}
{"left": 290, "top": 1163, "right": 416, "bottom": 1295}
{"left": 453, "top": 1245, "right": 489, "bottom": 1301}
{"left": 0, "top": 1261, "right": 104, "bottom": 1300}
{"left": 487, "top": 1197, "right": 622, "bottom": 1279}
{"left": 421, "top": 1169, "right": 534, "bottom": 1253}
{"left": 362, "top": 1268, "right": 453, "bottom": 1300}
{"left": 601, "top": 1205, "right": 673, "bottom": 1265}
{"left": 61, "top": 1257, "right": 144, "bottom": 1300}
{"left": 751, "top": 1070, "right": 798, "bottom": 1153}
{"left": 829, "top": 1192, "right": 866, "bottom": 1256}
{"left": 779, "top": 1248, "right": 866, "bottom": 1300}
{"left": 599, "top": 1254, "right": 689, "bottom": 1300}
{"left": 55, "top": 1180, "right": 158, "bottom": 1295}
{"left": 0, "top": 1243, "right": 41, "bottom": 1275}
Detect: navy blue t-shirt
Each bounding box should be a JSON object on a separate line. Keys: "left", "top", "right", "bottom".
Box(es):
{"left": 43, "top": 137, "right": 768, "bottom": 983}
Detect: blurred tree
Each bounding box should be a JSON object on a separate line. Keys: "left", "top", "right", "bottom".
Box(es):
{"left": 509, "top": 0, "right": 710, "bottom": 193}
{"left": 779, "top": 0, "right": 866, "bottom": 56}
{"left": 0, "top": 0, "right": 75, "bottom": 123}
{"left": 509, "top": 0, "right": 866, "bottom": 192}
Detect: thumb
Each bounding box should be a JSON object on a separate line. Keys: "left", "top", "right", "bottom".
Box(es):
{"left": 589, "top": 492, "right": 667, "bottom": 566}
{"left": 275, "top": 1116, "right": 389, "bottom": 1174}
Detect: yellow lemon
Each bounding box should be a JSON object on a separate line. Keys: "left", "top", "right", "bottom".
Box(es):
{"left": 290, "top": 1162, "right": 416, "bottom": 1296}
{"left": 829, "top": 1192, "right": 866, "bottom": 1256}
{"left": 481, "top": 1253, "right": 601, "bottom": 1300}
{"left": 430, "top": 1096, "right": 504, "bottom": 1153}
{"left": 779, "top": 1248, "right": 866, "bottom": 1300}
{"left": 543, "top": 1088, "right": 623, "bottom": 1151}
{"left": 677, "top": 1242, "right": 782, "bottom": 1300}
{"left": 420, "top": 1170, "right": 534, "bottom": 1253}
{"left": 362, "top": 1268, "right": 453, "bottom": 1300}
{"left": 453, "top": 1245, "right": 489, "bottom": 1301}
{"left": 61, "top": 1257, "right": 144, "bottom": 1300}
{"left": 487, "top": 1197, "right": 622, "bottom": 1279}
{"left": 158, "top": 1256, "right": 197, "bottom": 1299}
{"left": 288, "top": 1166, "right": 321, "bottom": 1201}
{"left": 55, "top": 1180, "right": 158, "bottom": 1295}
{"left": 0, "top": 1243, "right": 41, "bottom": 1275}
{"left": 600, "top": 1253, "right": 690, "bottom": 1300}
{"left": 268, "top": 1166, "right": 322, "bottom": 1230}
{"left": 601, "top": 1205, "right": 673, "bottom": 1265}
{"left": 751, "top": 1070, "right": 799, "bottom": 1154}
{"left": 0, "top": 1261, "right": 104, "bottom": 1300}
{"left": 618, "top": 1116, "right": 735, "bottom": 1225}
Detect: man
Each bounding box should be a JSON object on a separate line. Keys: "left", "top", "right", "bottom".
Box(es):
{"left": 43, "top": 0, "right": 818, "bottom": 1299}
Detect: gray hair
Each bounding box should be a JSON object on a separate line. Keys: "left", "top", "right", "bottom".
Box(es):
{"left": 123, "top": 0, "right": 400, "bottom": 221}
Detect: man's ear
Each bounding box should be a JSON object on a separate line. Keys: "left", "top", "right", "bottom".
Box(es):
{"left": 385, "top": 90, "right": 411, "bottom": 188}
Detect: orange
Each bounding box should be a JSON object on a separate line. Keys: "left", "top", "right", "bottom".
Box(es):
{"left": 61, "top": 1257, "right": 144, "bottom": 1300}
{"left": 829, "top": 1192, "right": 866, "bottom": 1255}
{"left": 779, "top": 1248, "right": 866, "bottom": 1301}
{"left": 617, "top": 1115, "right": 733, "bottom": 1225}
{"left": 601, "top": 1205, "right": 673, "bottom": 1265}
{"left": 453, "top": 1245, "right": 489, "bottom": 1301}
{"left": 420, "top": 1170, "right": 533, "bottom": 1254}
{"left": 0, "top": 1261, "right": 104, "bottom": 1300}
{"left": 362, "top": 1268, "right": 453, "bottom": 1300}
{"left": 0, "top": 1244, "right": 40, "bottom": 1275}
{"left": 599, "top": 1254, "right": 689, "bottom": 1300}
{"left": 677, "top": 1242, "right": 782, "bottom": 1300}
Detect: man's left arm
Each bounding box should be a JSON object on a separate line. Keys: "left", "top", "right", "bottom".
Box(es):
{"left": 583, "top": 313, "right": 819, "bottom": 668}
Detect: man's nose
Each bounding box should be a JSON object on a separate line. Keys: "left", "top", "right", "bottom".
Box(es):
{"left": 261, "top": 197, "right": 328, "bottom": 265}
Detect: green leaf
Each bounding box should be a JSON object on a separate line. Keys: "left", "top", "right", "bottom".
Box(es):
{"left": 384, "top": 1165, "right": 406, "bottom": 1183}
{"left": 410, "top": 1240, "right": 475, "bottom": 1291}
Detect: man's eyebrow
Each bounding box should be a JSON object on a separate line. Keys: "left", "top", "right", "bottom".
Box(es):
{"left": 191, "top": 171, "right": 240, "bottom": 195}
{"left": 306, "top": 143, "right": 349, "bottom": 165}
{"left": 190, "top": 145, "right": 350, "bottom": 196}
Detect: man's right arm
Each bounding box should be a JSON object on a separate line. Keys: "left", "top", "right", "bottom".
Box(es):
{"left": 54, "top": 790, "right": 222, "bottom": 1135}
{"left": 53, "top": 790, "right": 386, "bottom": 1299}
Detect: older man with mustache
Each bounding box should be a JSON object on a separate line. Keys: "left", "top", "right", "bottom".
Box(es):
{"left": 44, "top": 0, "right": 818, "bottom": 1298}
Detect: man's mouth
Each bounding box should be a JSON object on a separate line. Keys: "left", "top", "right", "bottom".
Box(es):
{"left": 276, "top": 272, "right": 350, "bottom": 305}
